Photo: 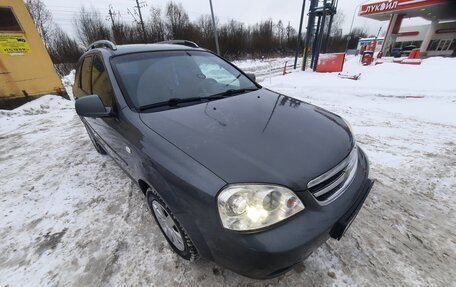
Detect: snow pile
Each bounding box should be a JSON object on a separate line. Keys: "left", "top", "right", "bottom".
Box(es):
{"left": 0, "top": 95, "right": 73, "bottom": 117}
{"left": 61, "top": 69, "right": 76, "bottom": 101}
{"left": 0, "top": 95, "right": 73, "bottom": 135}
{"left": 267, "top": 56, "right": 456, "bottom": 126}
{"left": 341, "top": 56, "right": 456, "bottom": 96}
{"left": 273, "top": 55, "right": 456, "bottom": 99}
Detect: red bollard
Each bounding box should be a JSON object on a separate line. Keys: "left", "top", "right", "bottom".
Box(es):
{"left": 283, "top": 61, "right": 288, "bottom": 75}
{"left": 408, "top": 48, "right": 420, "bottom": 59}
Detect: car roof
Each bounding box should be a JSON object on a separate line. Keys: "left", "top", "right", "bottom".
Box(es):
{"left": 116, "top": 43, "right": 205, "bottom": 54}
{"left": 87, "top": 43, "right": 206, "bottom": 57}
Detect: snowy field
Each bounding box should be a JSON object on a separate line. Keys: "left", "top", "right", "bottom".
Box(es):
{"left": 234, "top": 57, "right": 302, "bottom": 81}
{"left": 0, "top": 56, "right": 455, "bottom": 286}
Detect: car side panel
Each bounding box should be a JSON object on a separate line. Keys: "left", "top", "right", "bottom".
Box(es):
{"left": 106, "top": 108, "right": 226, "bottom": 259}
{"left": 74, "top": 50, "right": 229, "bottom": 259}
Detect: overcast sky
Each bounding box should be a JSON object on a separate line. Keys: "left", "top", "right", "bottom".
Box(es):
{"left": 43, "top": 0, "right": 428, "bottom": 40}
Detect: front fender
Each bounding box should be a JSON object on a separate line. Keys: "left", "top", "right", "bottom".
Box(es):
{"left": 136, "top": 130, "right": 226, "bottom": 259}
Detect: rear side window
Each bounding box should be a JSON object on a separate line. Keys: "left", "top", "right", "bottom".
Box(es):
{"left": 74, "top": 63, "right": 82, "bottom": 88}
{"left": 80, "top": 56, "right": 92, "bottom": 95}
{"left": 91, "top": 56, "right": 114, "bottom": 107}
{"left": 0, "top": 7, "right": 22, "bottom": 32}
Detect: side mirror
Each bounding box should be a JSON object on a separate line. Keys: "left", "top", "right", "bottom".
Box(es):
{"left": 246, "top": 73, "right": 256, "bottom": 82}
{"left": 75, "top": 95, "right": 112, "bottom": 118}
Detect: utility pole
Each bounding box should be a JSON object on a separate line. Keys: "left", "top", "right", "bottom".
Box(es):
{"left": 129, "top": 0, "right": 147, "bottom": 43}
{"left": 294, "top": 0, "right": 306, "bottom": 69}
{"left": 345, "top": 3, "right": 361, "bottom": 52}
{"left": 209, "top": 0, "right": 220, "bottom": 55}
{"left": 107, "top": 5, "right": 122, "bottom": 27}
{"left": 108, "top": 5, "right": 116, "bottom": 27}
{"left": 107, "top": 4, "right": 122, "bottom": 43}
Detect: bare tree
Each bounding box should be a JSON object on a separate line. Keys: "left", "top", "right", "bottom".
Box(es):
{"left": 322, "top": 12, "right": 345, "bottom": 52}
{"left": 250, "top": 19, "right": 276, "bottom": 56}
{"left": 49, "top": 26, "right": 84, "bottom": 76}
{"left": 25, "top": 0, "right": 82, "bottom": 75}
{"left": 197, "top": 15, "right": 213, "bottom": 42}
{"left": 218, "top": 20, "right": 247, "bottom": 58}
{"left": 286, "top": 22, "right": 296, "bottom": 42}
{"left": 275, "top": 20, "right": 285, "bottom": 47}
{"left": 164, "top": 1, "right": 190, "bottom": 39}
{"left": 62, "top": 1, "right": 349, "bottom": 60}
{"left": 28, "top": 0, "right": 362, "bottom": 67}
{"left": 25, "top": 0, "right": 53, "bottom": 46}
{"left": 349, "top": 27, "right": 368, "bottom": 38}
{"left": 75, "top": 7, "right": 112, "bottom": 47}
{"left": 148, "top": 6, "right": 166, "bottom": 42}
{"left": 330, "top": 12, "right": 345, "bottom": 37}
{"left": 344, "top": 27, "right": 368, "bottom": 50}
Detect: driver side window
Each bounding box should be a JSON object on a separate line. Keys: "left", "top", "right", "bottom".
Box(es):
{"left": 92, "top": 56, "right": 114, "bottom": 107}
{"left": 79, "top": 56, "right": 92, "bottom": 96}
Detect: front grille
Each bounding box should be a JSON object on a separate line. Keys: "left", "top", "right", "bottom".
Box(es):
{"left": 307, "top": 146, "right": 358, "bottom": 205}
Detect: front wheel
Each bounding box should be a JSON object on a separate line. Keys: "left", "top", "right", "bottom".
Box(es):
{"left": 146, "top": 188, "right": 199, "bottom": 261}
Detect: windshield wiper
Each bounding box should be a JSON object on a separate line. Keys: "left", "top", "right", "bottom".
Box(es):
{"left": 211, "top": 88, "right": 259, "bottom": 98}
{"left": 138, "top": 88, "right": 259, "bottom": 111}
{"left": 224, "top": 73, "right": 242, "bottom": 87}
{"left": 138, "top": 95, "right": 225, "bottom": 111}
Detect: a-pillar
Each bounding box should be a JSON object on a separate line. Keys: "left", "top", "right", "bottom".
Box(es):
{"left": 380, "top": 13, "right": 405, "bottom": 56}
{"left": 420, "top": 20, "right": 438, "bottom": 57}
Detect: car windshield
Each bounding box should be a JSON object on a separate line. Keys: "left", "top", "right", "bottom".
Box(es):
{"left": 111, "top": 50, "right": 258, "bottom": 109}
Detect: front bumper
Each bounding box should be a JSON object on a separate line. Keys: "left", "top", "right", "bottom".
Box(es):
{"left": 205, "top": 148, "right": 373, "bottom": 279}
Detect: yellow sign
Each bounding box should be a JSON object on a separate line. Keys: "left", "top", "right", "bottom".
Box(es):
{"left": 0, "top": 34, "right": 31, "bottom": 54}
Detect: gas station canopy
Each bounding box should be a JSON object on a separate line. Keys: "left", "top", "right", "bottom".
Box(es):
{"left": 360, "top": 0, "right": 456, "bottom": 22}
{"left": 359, "top": 0, "right": 456, "bottom": 57}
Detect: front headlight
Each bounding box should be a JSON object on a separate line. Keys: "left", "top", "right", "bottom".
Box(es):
{"left": 342, "top": 117, "right": 356, "bottom": 144}
{"left": 342, "top": 117, "right": 354, "bottom": 135}
{"left": 342, "top": 118, "right": 355, "bottom": 137}
{"left": 217, "top": 184, "right": 305, "bottom": 231}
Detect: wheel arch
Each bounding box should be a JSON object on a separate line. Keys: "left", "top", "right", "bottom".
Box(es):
{"left": 138, "top": 179, "right": 149, "bottom": 195}
{"left": 137, "top": 177, "right": 214, "bottom": 260}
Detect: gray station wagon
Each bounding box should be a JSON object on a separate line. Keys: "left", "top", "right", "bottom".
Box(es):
{"left": 73, "top": 40, "right": 374, "bottom": 279}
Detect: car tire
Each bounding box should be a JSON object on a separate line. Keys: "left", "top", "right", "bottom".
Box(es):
{"left": 146, "top": 187, "right": 199, "bottom": 261}
{"left": 83, "top": 123, "right": 107, "bottom": 155}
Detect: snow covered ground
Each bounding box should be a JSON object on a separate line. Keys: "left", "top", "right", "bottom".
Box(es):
{"left": 0, "top": 56, "right": 455, "bottom": 286}
{"left": 234, "top": 57, "right": 302, "bottom": 82}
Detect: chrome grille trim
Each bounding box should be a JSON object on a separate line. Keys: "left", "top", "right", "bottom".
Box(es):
{"left": 307, "top": 146, "right": 358, "bottom": 206}
{"left": 312, "top": 172, "right": 346, "bottom": 197}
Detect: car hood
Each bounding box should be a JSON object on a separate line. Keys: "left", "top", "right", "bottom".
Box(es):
{"left": 140, "top": 89, "right": 354, "bottom": 190}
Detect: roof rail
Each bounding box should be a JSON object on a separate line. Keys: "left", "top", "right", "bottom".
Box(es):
{"left": 87, "top": 40, "right": 117, "bottom": 51}
{"left": 156, "top": 40, "right": 199, "bottom": 48}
